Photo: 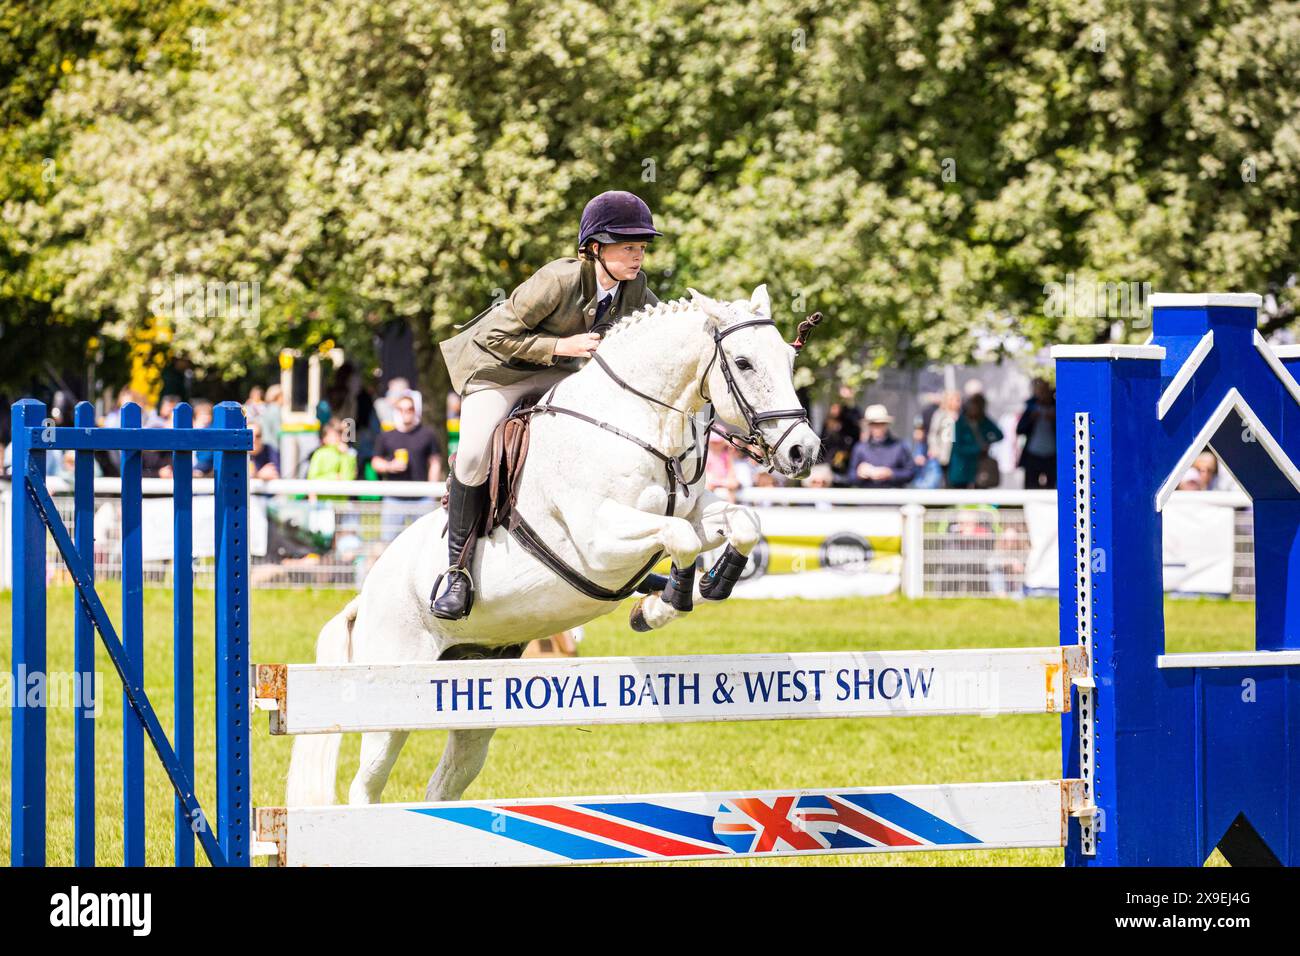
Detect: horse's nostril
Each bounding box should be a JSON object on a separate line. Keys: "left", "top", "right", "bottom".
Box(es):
{"left": 790, "top": 446, "right": 803, "bottom": 463}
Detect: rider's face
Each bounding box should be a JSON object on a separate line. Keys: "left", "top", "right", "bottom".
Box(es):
{"left": 596, "top": 241, "right": 647, "bottom": 281}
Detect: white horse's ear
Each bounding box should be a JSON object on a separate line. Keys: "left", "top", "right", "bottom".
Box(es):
{"left": 750, "top": 284, "right": 771, "bottom": 317}
{"left": 689, "top": 287, "right": 728, "bottom": 327}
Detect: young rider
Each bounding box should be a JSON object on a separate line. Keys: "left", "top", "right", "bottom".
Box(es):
{"left": 433, "top": 190, "right": 663, "bottom": 619}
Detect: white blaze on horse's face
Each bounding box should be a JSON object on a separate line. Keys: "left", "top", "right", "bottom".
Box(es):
{"left": 689, "top": 284, "right": 821, "bottom": 480}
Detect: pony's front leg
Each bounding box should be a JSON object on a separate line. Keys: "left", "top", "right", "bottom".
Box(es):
{"left": 559, "top": 497, "right": 704, "bottom": 632}
{"left": 561, "top": 497, "right": 703, "bottom": 571}
{"left": 691, "top": 490, "right": 762, "bottom": 602}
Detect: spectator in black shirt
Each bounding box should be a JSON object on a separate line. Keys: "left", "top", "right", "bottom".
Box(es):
{"left": 371, "top": 396, "right": 442, "bottom": 482}
{"left": 820, "top": 405, "right": 858, "bottom": 485}
{"left": 371, "top": 395, "right": 443, "bottom": 542}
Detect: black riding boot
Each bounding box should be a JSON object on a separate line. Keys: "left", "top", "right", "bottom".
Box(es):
{"left": 430, "top": 475, "right": 489, "bottom": 620}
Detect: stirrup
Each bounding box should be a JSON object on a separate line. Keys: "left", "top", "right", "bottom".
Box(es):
{"left": 430, "top": 565, "right": 476, "bottom": 618}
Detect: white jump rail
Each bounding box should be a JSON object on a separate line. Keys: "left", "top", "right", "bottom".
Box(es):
{"left": 252, "top": 648, "right": 1090, "bottom": 865}
{"left": 1156, "top": 649, "right": 1300, "bottom": 669}
{"left": 255, "top": 780, "right": 1086, "bottom": 866}
{"left": 254, "top": 647, "right": 1086, "bottom": 734}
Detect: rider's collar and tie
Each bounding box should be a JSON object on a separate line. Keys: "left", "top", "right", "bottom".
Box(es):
{"left": 589, "top": 295, "right": 616, "bottom": 336}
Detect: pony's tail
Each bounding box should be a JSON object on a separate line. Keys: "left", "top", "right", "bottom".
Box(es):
{"left": 284, "top": 597, "right": 360, "bottom": 806}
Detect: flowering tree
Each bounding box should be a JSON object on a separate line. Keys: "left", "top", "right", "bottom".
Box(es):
{"left": 6, "top": 0, "right": 1299, "bottom": 433}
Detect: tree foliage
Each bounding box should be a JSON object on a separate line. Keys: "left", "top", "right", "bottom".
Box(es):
{"left": 0, "top": 0, "right": 221, "bottom": 392}
{"left": 4, "top": 0, "right": 1299, "bottom": 409}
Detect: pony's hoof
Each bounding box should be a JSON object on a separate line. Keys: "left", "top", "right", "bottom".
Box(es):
{"left": 629, "top": 596, "right": 656, "bottom": 632}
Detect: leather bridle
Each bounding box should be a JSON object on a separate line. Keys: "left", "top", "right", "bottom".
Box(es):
{"left": 698, "top": 317, "right": 812, "bottom": 466}
{"left": 576, "top": 311, "right": 820, "bottom": 473}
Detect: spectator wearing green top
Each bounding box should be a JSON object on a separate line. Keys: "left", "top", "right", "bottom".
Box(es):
{"left": 948, "top": 393, "right": 1004, "bottom": 489}
{"left": 307, "top": 419, "right": 357, "bottom": 499}
{"left": 259, "top": 384, "right": 283, "bottom": 451}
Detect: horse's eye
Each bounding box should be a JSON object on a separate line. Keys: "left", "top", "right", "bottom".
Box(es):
{"left": 735, "top": 357, "right": 753, "bottom": 371}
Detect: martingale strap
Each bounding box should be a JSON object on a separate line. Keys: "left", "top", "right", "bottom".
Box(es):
{"left": 591, "top": 351, "right": 710, "bottom": 486}
{"left": 530, "top": 389, "right": 690, "bottom": 516}
{"left": 510, "top": 511, "right": 665, "bottom": 602}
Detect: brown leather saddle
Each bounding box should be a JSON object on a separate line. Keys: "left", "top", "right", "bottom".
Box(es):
{"left": 440, "top": 394, "right": 538, "bottom": 537}
{"left": 486, "top": 398, "right": 536, "bottom": 535}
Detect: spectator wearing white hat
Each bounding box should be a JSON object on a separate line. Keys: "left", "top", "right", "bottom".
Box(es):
{"left": 848, "top": 405, "right": 916, "bottom": 489}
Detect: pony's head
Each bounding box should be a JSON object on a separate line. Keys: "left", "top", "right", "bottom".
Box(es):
{"left": 688, "top": 285, "right": 820, "bottom": 479}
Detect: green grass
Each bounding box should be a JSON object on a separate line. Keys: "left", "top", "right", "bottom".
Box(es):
{"left": 0, "top": 588, "right": 1253, "bottom": 866}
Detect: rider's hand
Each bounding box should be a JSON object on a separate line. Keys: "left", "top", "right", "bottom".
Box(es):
{"left": 554, "top": 333, "right": 601, "bottom": 358}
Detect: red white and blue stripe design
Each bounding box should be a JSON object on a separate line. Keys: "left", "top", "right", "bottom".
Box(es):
{"left": 266, "top": 781, "right": 1069, "bottom": 865}
{"left": 405, "top": 784, "right": 1051, "bottom": 864}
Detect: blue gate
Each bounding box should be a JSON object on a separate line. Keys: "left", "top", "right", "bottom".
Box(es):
{"left": 9, "top": 398, "right": 252, "bottom": 866}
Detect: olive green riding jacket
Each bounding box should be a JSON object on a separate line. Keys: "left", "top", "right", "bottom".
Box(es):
{"left": 439, "top": 257, "right": 658, "bottom": 396}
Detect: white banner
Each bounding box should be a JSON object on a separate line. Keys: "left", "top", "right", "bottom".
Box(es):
{"left": 1162, "top": 500, "right": 1235, "bottom": 594}
{"left": 261, "top": 646, "right": 1077, "bottom": 735}
{"left": 1023, "top": 499, "right": 1235, "bottom": 596}
{"left": 141, "top": 495, "right": 268, "bottom": 561}
{"left": 1022, "top": 500, "right": 1059, "bottom": 592}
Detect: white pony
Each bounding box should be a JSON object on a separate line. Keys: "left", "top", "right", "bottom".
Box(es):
{"left": 286, "top": 285, "right": 820, "bottom": 806}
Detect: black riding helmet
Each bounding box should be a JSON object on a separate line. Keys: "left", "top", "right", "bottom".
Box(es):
{"left": 577, "top": 190, "right": 663, "bottom": 251}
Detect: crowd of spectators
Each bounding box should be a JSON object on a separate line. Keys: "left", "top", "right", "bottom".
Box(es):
{"left": 699, "top": 374, "right": 1226, "bottom": 497}
{"left": 0, "top": 367, "right": 449, "bottom": 525}
{"left": 4, "top": 368, "right": 1240, "bottom": 503}
{"left": 702, "top": 380, "right": 1047, "bottom": 497}
{"left": 828, "top": 390, "right": 1005, "bottom": 491}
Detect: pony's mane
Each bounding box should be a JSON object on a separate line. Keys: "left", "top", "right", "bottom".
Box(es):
{"left": 598, "top": 296, "right": 757, "bottom": 345}
{"left": 597, "top": 296, "right": 697, "bottom": 342}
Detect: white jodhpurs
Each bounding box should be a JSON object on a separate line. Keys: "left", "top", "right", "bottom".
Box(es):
{"left": 454, "top": 369, "right": 572, "bottom": 484}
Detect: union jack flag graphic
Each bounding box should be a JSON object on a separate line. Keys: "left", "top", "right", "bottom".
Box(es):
{"left": 412, "top": 789, "right": 982, "bottom": 863}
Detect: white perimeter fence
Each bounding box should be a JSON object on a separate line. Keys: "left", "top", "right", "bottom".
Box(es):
{"left": 0, "top": 479, "right": 1254, "bottom": 601}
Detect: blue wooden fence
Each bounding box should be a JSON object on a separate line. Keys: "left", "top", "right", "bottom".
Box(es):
{"left": 9, "top": 398, "right": 252, "bottom": 866}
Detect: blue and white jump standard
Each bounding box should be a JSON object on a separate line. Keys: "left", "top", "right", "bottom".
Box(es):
{"left": 1054, "top": 293, "right": 1300, "bottom": 866}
